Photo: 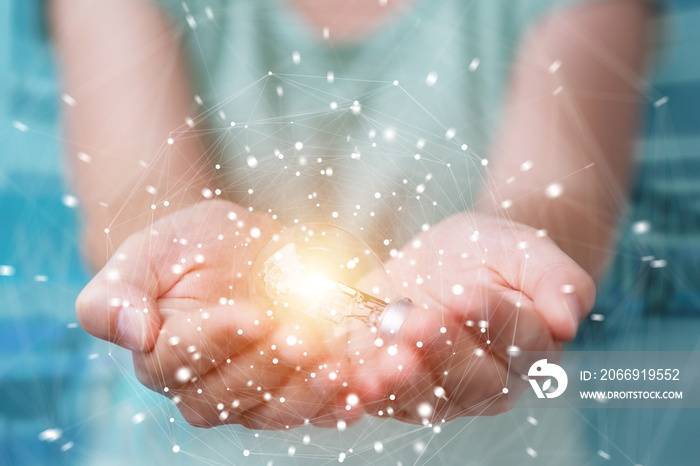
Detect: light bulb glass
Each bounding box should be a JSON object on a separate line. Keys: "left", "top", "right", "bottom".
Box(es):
{"left": 251, "top": 224, "right": 410, "bottom": 333}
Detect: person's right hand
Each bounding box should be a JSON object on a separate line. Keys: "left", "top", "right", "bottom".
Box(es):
{"left": 76, "top": 200, "right": 359, "bottom": 429}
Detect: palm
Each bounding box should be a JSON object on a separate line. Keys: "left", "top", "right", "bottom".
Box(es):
{"left": 347, "top": 213, "right": 584, "bottom": 422}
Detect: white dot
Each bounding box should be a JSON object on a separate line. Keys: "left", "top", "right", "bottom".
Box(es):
{"left": 172, "top": 445, "right": 180, "bottom": 453}
{"left": 175, "top": 367, "right": 192, "bottom": 383}
{"left": 560, "top": 284, "right": 575, "bottom": 294}
{"left": 417, "top": 402, "right": 433, "bottom": 418}
{"left": 295, "top": 141, "right": 304, "bottom": 150}
{"left": 451, "top": 284, "right": 464, "bottom": 296}
{"left": 546, "top": 183, "right": 563, "bottom": 198}
{"left": 633, "top": 221, "right": 650, "bottom": 234}
{"left": 250, "top": 227, "right": 261, "bottom": 239}
{"left": 425, "top": 72, "right": 438, "bottom": 87}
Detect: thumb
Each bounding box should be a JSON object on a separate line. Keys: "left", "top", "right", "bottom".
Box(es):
{"left": 508, "top": 236, "right": 596, "bottom": 341}
{"left": 77, "top": 235, "right": 163, "bottom": 352}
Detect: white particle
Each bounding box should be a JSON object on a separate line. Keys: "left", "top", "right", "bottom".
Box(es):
{"left": 288, "top": 446, "right": 296, "bottom": 456}
{"left": 332, "top": 211, "right": 339, "bottom": 218}
{"left": 545, "top": 183, "right": 563, "bottom": 198}
{"left": 526, "top": 447, "right": 538, "bottom": 458}
{"left": 418, "top": 402, "right": 433, "bottom": 418}
{"left": 286, "top": 335, "right": 297, "bottom": 346}
{"left": 277, "top": 86, "right": 284, "bottom": 97}
{"left": 527, "top": 416, "right": 539, "bottom": 426}
{"left": 560, "top": 284, "right": 575, "bottom": 294}
{"left": 481, "top": 159, "right": 489, "bottom": 166}
{"left": 553, "top": 86, "right": 564, "bottom": 95}
{"left": 452, "top": 283, "right": 464, "bottom": 295}
{"left": 507, "top": 345, "right": 521, "bottom": 357}
{"left": 650, "top": 259, "right": 667, "bottom": 268}
{"left": 172, "top": 445, "right": 181, "bottom": 453}
{"left": 243, "top": 450, "right": 250, "bottom": 457}
{"left": 246, "top": 155, "right": 258, "bottom": 168}
{"left": 346, "top": 393, "right": 359, "bottom": 406}
{"left": 501, "top": 199, "right": 512, "bottom": 209}
{"left": 548, "top": 60, "right": 562, "bottom": 73}
{"left": 12, "top": 121, "right": 28, "bottom": 132}
{"left": 185, "top": 117, "right": 195, "bottom": 128}
{"left": 1, "top": 265, "right": 16, "bottom": 277}
{"left": 131, "top": 413, "right": 146, "bottom": 424}
{"left": 60, "top": 442, "right": 74, "bottom": 452}
{"left": 338, "top": 452, "right": 346, "bottom": 463}
{"left": 38, "top": 429, "right": 62, "bottom": 442}
{"left": 292, "top": 51, "right": 301, "bottom": 64}
{"left": 387, "top": 345, "right": 398, "bottom": 356}
{"left": 351, "top": 100, "right": 361, "bottom": 114}
{"left": 520, "top": 160, "right": 533, "bottom": 171}
{"left": 654, "top": 96, "right": 669, "bottom": 107}
{"left": 632, "top": 221, "right": 650, "bottom": 234}
{"left": 374, "top": 441, "right": 384, "bottom": 453}
{"left": 201, "top": 188, "right": 214, "bottom": 199}
{"left": 175, "top": 367, "right": 192, "bottom": 383}
{"left": 61, "top": 194, "right": 79, "bottom": 208}
{"left": 303, "top": 434, "right": 311, "bottom": 445}
{"left": 416, "top": 184, "right": 425, "bottom": 194}
{"left": 444, "top": 128, "right": 456, "bottom": 140}
{"left": 337, "top": 420, "right": 347, "bottom": 432}
{"left": 598, "top": 450, "right": 611, "bottom": 460}
{"left": 77, "top": 152, "right": 91, "bottom": 163}
{"left": 250, "top": 227, "right": 261, "bottom": 239}
{"left": 61, "top": 93, "right": 77, "bottom": 106}
{"left": 327, "top": 71, "right": 335, "bottom": 84}
{"left": 433, "top": 386, "right": 446, "bottom": 398}
{"left": 468, "top": 58, "right": 480, "bottom": 71}
{"left": 374, "top": 338, "right": 384, "bottom": 347}
{"left": 590, "top": 313, "right": 605, "bottom": 322}
{"left": 425, "top": 72, "right": 438, "bottom": 87}
{"left": 330, "top": 101, "right": 338, "bottom": 109}
{"left": 413, "top": 441, "right": 425, "bottom": 454}
{"left": 171, "top": 264, "right": 184, "bottom": 275}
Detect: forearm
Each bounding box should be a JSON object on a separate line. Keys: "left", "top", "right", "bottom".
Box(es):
{"left": 478, "top": 0, "right": 652, "bottom": 277}
{"left": 51, "top": 0, "right": 219, "bottom": 268}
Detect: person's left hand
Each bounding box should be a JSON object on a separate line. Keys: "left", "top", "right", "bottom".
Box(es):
{"left": 344, "top": 212, "right": 595, "bottom": 422}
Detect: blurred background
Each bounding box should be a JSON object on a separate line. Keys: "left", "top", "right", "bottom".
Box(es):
{"left": 2, "top": 0, "right": 700, "bottom": 464}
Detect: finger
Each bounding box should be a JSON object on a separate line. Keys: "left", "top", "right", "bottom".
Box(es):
{"left": 174, "top": 352, "right": 293, "bottom": 428}
{"left": 132, "top": 300, "right": 269, "bottom": 391}
{"left": 490, "top": 232, "right": 596, "bottom": 341}
{"left": 76, "top": 233, "right": 163, "bottom": 351}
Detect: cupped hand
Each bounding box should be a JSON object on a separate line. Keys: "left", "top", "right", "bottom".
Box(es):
{"left": 347, "top": 212, "right": 595, "bottom": 422}
{"left": 76, "top": 200, "right": 359, "bottom": 429}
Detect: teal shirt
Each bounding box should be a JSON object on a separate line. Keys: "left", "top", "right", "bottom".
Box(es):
{"left": 156, "top": 0, "right": 592, "bottom": 253}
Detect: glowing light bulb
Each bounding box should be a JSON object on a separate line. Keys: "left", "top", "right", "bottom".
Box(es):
{"left": 251, "top": 224, "right": 412, "bottom": 334}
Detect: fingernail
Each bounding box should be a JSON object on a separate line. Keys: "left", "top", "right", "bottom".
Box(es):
{"left": 117, "top": 306, "right": 147, "bottom": 351}
{"left": 563, "top": 293, "right": 581, "bottom": 325}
